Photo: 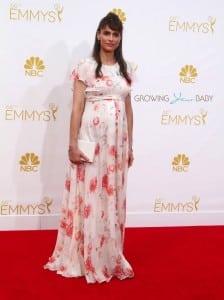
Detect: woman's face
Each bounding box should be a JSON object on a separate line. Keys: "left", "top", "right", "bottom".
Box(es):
{"left": 97, "top": 25, "right": 121, "bottom": 53}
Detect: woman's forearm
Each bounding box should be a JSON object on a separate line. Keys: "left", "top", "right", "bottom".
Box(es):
{"left": 127, "top": 113, "right": 133, "bottom": 150}
{"left": 69, "top": 104, "right": 84, "bottom": 147}
{"left": 69, "top": 80, "right": 86, "bottom": 148}
{"left": 125, "top": 95, "right": 133, "bottom": 151}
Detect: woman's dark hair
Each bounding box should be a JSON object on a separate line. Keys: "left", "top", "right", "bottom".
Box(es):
{"left": 92, "top": 12, "right": 131, "bottom": 84}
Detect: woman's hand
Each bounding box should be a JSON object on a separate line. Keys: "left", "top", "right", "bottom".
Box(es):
{"left": 68, "top": 145, "right": 89, "bottom": 164}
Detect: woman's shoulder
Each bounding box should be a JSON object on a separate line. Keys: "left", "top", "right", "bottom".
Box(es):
{"left": 72, "top": 57, "right": 96, "bottom": 83}
{"left": 126, "top": 60, "right": 137, "bottom": 81}
{"left": 126, "top": 60, "right": 137, "bottom": 74}
{"left": 77, "top": 57, "right": 96, "bottom": 68}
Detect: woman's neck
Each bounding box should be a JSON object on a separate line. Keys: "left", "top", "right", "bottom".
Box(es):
{"left": 100, "top": 51, "right": 116, "bottom": 65}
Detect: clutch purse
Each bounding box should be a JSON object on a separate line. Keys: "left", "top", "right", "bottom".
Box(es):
{"left": 78, "top": 139, "right": 96, "bottom": 163}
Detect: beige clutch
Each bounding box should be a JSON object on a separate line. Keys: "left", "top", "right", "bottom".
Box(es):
{"left": 78, "top": 139, "right": 96, "bottom": 162}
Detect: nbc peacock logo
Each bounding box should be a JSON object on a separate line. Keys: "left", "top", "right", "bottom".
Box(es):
{"left": 24, "top": 56, "right": 45, "bottom": 77}
{"left": 19, "top": 153, "right": 40, "bottom": 172}
{"left": 179, "top": 65, "right": 198, "bottom": 83}
{"left": 172, "top": 154, "right": 190, "bottom": 172}
{"left": 111, "top": 8, "right": 126, "bottom": 23}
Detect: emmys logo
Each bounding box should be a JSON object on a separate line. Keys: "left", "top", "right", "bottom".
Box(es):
{"left": 179, "top": 65, "right": 198, "bottom": 83}
{"left": 24, "top": 56, "right": 45, "bottom": 77}
{"left": 19, "top": 153, "right": 40, "bottom": 172}
{"left": 9, "top": 3, "right": 63, "bottom": 23}
{"left": 0, "top": 197, "right": 53, "bottom": 215}
{"left": 169, "top": 16, "right": 216, "bottom": 34}
{"left": 111, "top": 8, "right": 126, "bottom": 23}
{"left": 5, "top": 103, "right": 58, "bottom": 121}
{"left": 154, "top": 196, "right": 200, "bottom": 213}
{"left": 172, "top": 154, "right": 190, "bottom": 172}
{"left": 161, "top": 109, "right": 207, "bottom": 126}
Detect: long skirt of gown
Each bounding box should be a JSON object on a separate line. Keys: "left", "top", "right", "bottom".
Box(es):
{"left": 44, "top": 98, "right": 134, "bottom": 283}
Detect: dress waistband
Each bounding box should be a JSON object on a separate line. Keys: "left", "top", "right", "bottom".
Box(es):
{"left": 85, "top": 95, "right": 123, "bottom": 102}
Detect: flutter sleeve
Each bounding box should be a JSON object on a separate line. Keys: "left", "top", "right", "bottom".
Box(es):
{"left": 71, "top": 59, "right": 88, "bottom": 83}
{"left": 71, "top": 58, "right": 95, "bottom": 86}
{"left": 127, "top": 61, "right": 137, "bottom": 83}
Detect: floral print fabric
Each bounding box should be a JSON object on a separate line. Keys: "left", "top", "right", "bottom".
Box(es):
{"left": 44, "top": 57, "right": 134, "bottom": 283}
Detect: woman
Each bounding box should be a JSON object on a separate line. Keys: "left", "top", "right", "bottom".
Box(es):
{"left": 44, "top": 12, "right": 135, "bottom": 283}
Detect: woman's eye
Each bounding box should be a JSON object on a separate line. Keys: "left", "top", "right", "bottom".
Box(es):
{"left": 102, "top": 31, "right": 120, "bottom": 37}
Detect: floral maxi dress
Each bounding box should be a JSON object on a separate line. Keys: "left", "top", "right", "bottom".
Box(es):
{"left": 44, "top": 57, "right": 134, "bottom": 283}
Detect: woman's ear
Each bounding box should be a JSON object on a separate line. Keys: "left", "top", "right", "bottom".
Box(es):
{"left": 96, "top": 31, "right": 100, "bottom": 41}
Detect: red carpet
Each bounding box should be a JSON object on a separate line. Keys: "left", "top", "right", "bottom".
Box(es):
{"left": 1, "top": 226, "right": 224, "bottom": 300}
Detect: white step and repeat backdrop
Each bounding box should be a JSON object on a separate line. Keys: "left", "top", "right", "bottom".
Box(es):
{"left": 1, "top": 0, "right": 224, "bottom": 229}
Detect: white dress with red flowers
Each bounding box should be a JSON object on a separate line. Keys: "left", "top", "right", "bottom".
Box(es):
{"left": 44, "top": 57, "right": 134, "bottom": 283}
